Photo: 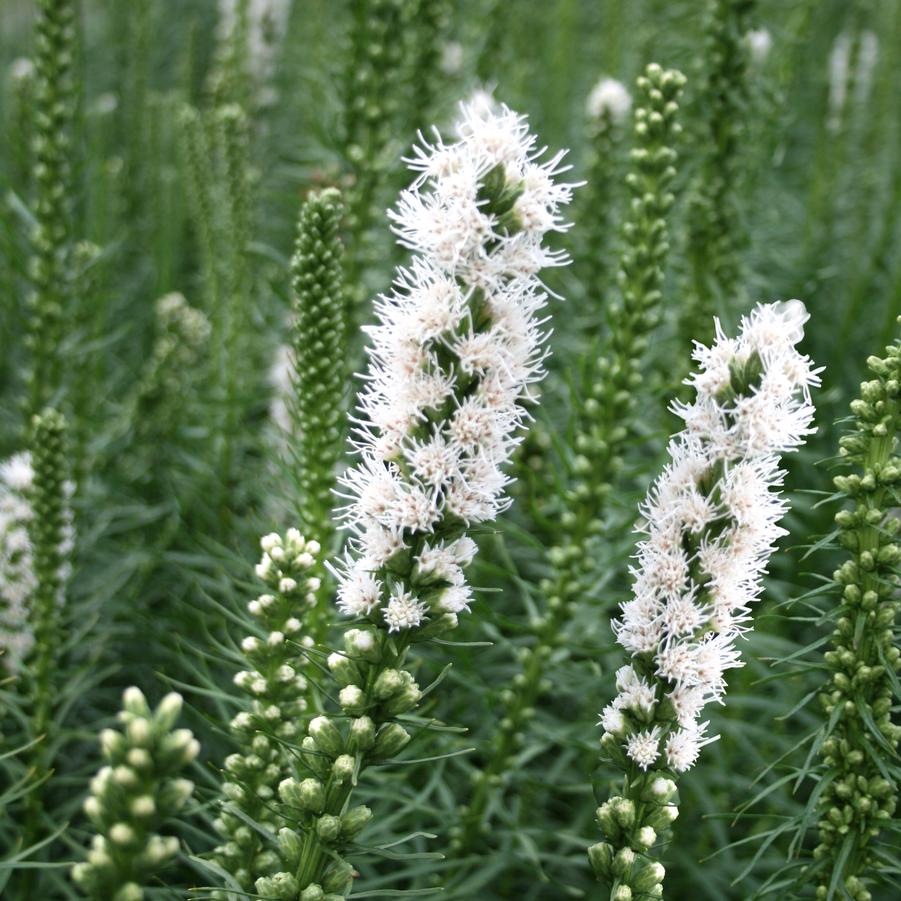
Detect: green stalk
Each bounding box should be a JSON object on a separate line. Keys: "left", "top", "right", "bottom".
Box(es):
{"left": 286, "top": 188, "right": 348, "bottom": 631}
{"left": 20, "top": 409, "right": 71, "bottom": 872}
{"left": 679, "top": 0, "right": 756, "bottom": 349}
{"left": 811, "top": 329, "right": 901, "bottom": 901}
{"left": 25, "top": 0, "right": 77, "bottom": 418}
{"left": 454, "top": 64, "right": 686, "bottom": 854}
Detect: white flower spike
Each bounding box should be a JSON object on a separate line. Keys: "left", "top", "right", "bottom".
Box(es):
{"left": 335, "top": 99, "right": 575, "bottom": 633}
{"left": 601, "top": 301, "right": 821, "bottom": 772}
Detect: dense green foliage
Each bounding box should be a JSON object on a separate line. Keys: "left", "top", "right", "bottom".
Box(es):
{"left": 0, "top": 1, "right": 899, "bottom": 899}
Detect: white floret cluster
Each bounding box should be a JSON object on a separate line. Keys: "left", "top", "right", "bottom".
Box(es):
{"left": 601, "top": 301, "right": 821, "bottom": 773}
{"left": 335, "top": 100, "right": 575, "bottom": 633}
{"left": 0, "top": 453, "right": 74, "bottom": 671}
{"left": 585, "top": 76, "right": 632, "bottom": 124}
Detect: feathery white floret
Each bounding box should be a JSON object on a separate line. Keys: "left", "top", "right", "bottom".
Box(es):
{"left": 335, "top": 100, "right": 574, "bottom": 633}
{"left": 744, "top": 28, "right": 772, "bottom": 66}
{"left": 586, "top": 77, "right": 632, "bottom": 124}
{"left": 602, "top": 301, "right": 820, "bottom": 772}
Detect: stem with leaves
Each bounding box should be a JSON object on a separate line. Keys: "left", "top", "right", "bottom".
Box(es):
{"left": 811, "top": 328, "right": 901, "bottom": 901}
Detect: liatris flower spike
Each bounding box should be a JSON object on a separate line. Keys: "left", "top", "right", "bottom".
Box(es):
{"left": 335, "top": 98, "right": 575, "bottom": 635}
{"left": 263, "top": 99, "right": 574, "bottom": 899}
{"left": 589, "top": 301, "right": 821, "bottom": 897}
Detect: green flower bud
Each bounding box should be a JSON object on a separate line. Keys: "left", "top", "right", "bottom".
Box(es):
{"left": 642, "top": 777, "right": 677, "bottom": 803}
{"left": 153, "top": 692, "right": 184, "bottom": 733}
{"left": 339, "top": 684, "right": 366, "bottom": 714}
{"left": 633, "top": 859, "right": 665, "bottom": 892}
{"left": 280, "top": 777, "right": 325, "bottom": 813}
{"left": 371, "top": 723, "right": 411, "bottom": 760}
{"left": 309, "top": 716, "right": 344, "bottom": 758}
{"left": 373, "top": 668, "right": 404, "bottom": 699}
{"left": 328, "top": 652, "right": 362, "bottom": 687}
{"left": 646, "top": 804, "right": 679, "bottom": 830}
{"left": 278, "top": 827, "right": 303, "bottom": 870}
{"left": 301, "top": 735, "right": 331, "bottom": 778}
{"left": 322, "top": 858, "right": 354, "bottom": 894}
{"left": 255, "top": 871, "right": 300, "bottom": 899}
{"left": 316, "top": 814, "right": 342, "bottom": 843}
{"left": 381, "top": 681, "right": 422, "bottom": 717}
{"left": 122, "top": 687, "right": 150, "bottom": 718}
{"left": 344, "top": 628, "right": 380, "bottom": 662}
{"left": 300, "top": 885, "right": 325, "bottom": 901}
{"left": 612, "top": 846, "right": 635, "bottom": 877}
{"left": 588, "top": 841, "right": 614, "bottom": 879}
{"left": 340, "top": 804, "right": 372, "bottom": 839}
{"left": 349, "top": 716, "right": 376, "bottom": 752}
{"left": 332, "top": 754, "right": 356, "bottom": 783}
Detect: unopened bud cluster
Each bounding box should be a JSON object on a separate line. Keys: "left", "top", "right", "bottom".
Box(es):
{"left": 574, "top": 74, "right": 632, "bottom": 339}
{"left": 588, "top": 777, "right": 678, "bottom": 897}
{"left": 253, "top": 625, "right": 423, "bottom": 899}
{"left": 574, "top": 63, "right": 685, "bottom": 517}
{"left": 284, "top": 188, "right": 346, "bottom": 574}
{"left": 25, "top": 0, "right": 77, "bottom": 415}
{"left": 71, "top": 688, "right": 198, "bottom": 900}
{"left": 682, "top": 0, "right": 755, "bottom": 346}
{"left": 133, "top": 293, "right": 211, "bottom": 433}
{"left": 213, "top": 529, "right": 320, "bottom": 891}
{"left": 812, "top": 334, "right": 901, "bottom": 899}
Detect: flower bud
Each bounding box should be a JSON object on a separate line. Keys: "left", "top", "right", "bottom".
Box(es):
{"left": 327, "top": 652, "right": 362, "bottom": 686}
{"left": 278, "top": 827, "right": 303, "bottom": 870}
{"left": 349, "top": 716, "right": 376, "bottom": 752}
{"left": 100, "top": 728, "right": 124, "bottom": 758}
{"left": 415, "top": 612, "right": 458, "bottom": 638}
{"left": 612, "top": 846, "right": 635, "bottom": 877}
{"left": 588, "top": 841, "right": 614, "bottom": 878}
{"left": 300, "top": 885, "right": 325, "bottom": 901}
{"left": 643, "top": 777, "right": 677, "bottom": 803}
{"left": 371, "top": 723, "right": 411, "bottom": 760}
{"left": 373, "top": 668, "right": 404, "bottom": 699}
{"left": 316, "top": 814, "right": 342, "bottom": 842}
{"left": 126, "top": 717, "right": 151, "bottom": 747}
{"left": 339, "top": 684, "right": 366, "bottom": 714}
{"left": 340, "top": 804, "right": 372, "bottom": 839}
{"left": 332, "top": 754, "right": 356, "bottom": 783}
{"left": 300, "top": 736, "right": 330, "bottom": 778}
{"left": 255, "top": 872, "right": 300, "bottom": 898}
{"left": 381, "top": 681, "right": 422, "bottom": 717}
{"left": 646, "top": 803, "right": 679, "bottom": 830}
{"left": 153, "top": 692, "right": 184, "bottom": 732}
{"left": 280, "top": 777, "right": 324, "bottom": 813}
{"left": 633, "top": 859, "right": 666, "bottom": 892}
{"left": 345, "top": 628, "right": 380, "bottom": 662}
{"left": 122, "top": 686, "right": 149, "bottom": 717}
{"left": 322, "top": 858, "right": 354, "bottom": 894}
{"left": 309, "top": 716, "right": 343, "bottom": 758}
